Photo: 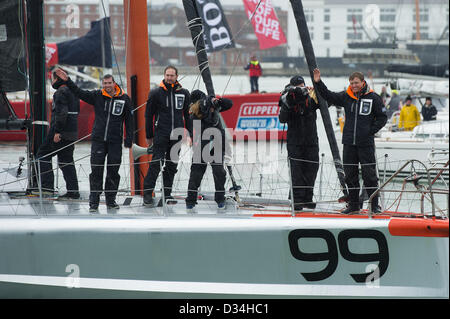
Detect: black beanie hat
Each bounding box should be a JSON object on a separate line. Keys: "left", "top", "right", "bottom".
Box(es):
{"left": 290, "top": 75, "right": 305, "bottom": 86}
{"left": 191, "top": 89, "right": 206, "bottom": 104}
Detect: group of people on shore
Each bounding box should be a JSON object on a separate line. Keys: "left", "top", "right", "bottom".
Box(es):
{"left": 37, "top": 64, "right": 395, "bottom": 214}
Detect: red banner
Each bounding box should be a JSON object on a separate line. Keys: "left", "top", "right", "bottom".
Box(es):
{"left": 242, "top": 0, "right": 287, "bottom": 50}
{"left": 45, "top": 43, "right": 58, "bottom": 67}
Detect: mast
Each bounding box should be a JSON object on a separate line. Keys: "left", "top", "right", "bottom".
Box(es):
{"left": 415, "top": 0, "right": 421, "bottom": 40}
{"left": 26, "top": 0, "right": 47, "bottom": 190}
{"left": 182, "top": 0, "right": 215, "bottom": 96}
{"left": 289, "top": 0, "right": 348, "bottom": 197}
{"left": 182, "top": 0, "right": 231, "bottom": 139}
{"left": 99, "top": 0, "right": 112, "bottom": 75}
{"left": 123, "top": 0, "right": 150, "bottom": 195}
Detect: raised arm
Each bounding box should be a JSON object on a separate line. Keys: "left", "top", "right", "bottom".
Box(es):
{"left": 217, "top": 97, "right": 233, "bottom": 112}
{"left": 313, "top": 68, "right": 345, "bottom": 107}
{"left": 55, "top": 68, "right": 97, "bottom": 105}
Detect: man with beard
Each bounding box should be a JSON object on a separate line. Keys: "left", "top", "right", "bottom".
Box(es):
{"left": 143, "top": 66, "right": 191, "bottom": 207}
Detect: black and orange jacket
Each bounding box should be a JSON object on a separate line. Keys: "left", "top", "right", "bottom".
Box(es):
{"left": 66, "top": 78, "right": 133, "bottom": 145}
{"left": 145, "top": 80, "right": 191, "bottom": 141}
{"left": 315, "top": 80, "right": 387, "bottom": 146}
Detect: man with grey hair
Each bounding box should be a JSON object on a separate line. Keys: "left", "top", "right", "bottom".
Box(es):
{"left": 313, "top": 68, "right": 387, "bottom": 214}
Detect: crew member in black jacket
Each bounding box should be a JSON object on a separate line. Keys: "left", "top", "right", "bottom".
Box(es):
{"left": 185, "top": 90, "right": 233, "bottom": 212}
{"left": 421, "top": 97, "right": 438, "bottom": 121}
{"left": 34, "top": 71, "right": 80, "bottom": 199}
{"left": 55, "top": 68, "right": 134, "bottom": 212}
{"left": 279, "top": 75, "right": 320, "bottom": 211}
{"left": 313, "top": 68, "right": 387, "bottom": 214}
{"left": 143, "top": 66, "right": 191, "bottom": 207}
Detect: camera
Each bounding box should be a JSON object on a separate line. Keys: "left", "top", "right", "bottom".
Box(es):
{"left": 286, "top": 85, "right": 308, "bottom": 105}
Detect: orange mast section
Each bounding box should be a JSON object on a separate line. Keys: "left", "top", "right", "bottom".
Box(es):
{"left": 415, "top": 0, "right": 421, "bottom": 40}
{"left": 123, "top": 0, "right": 150, "bottom": 195}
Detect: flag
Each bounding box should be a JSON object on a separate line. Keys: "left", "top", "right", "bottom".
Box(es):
{"left": 194, "top": 0, "right": 234, "bottom": 52}
{"left": 46, "top": 18, "right": 112, "bottom": 68}
{"left": 242, "top": 0, "right": 287, "bottom": 50}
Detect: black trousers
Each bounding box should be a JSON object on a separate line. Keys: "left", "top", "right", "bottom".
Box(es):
{"left": 287, "top": 144, "right": 319, "bottom": 205}
{"left": 36, "top": 131, "right": 78, "bottom": 193}
{"left": 186, "top": 161, "right": 226, "bottom": 205}
{"left": 250, "top": 76, "right": 259, "bottom": 93}
{"left": 143, "top": 137, "right": 180, "bottom": 198}
{"left": 89, "top": 141, "right": 122, "bottom": 205}
{"left": 343, "top": 144, "right": 379, "bottom": 207}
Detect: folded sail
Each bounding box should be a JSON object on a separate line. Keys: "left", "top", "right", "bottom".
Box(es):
{"left": 0, "top": 0, "right": 27, "bottom": 93}
{"left": 46, "top": 18, "right": 112, "bottom": 68}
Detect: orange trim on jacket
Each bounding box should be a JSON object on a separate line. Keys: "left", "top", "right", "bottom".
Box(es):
{"left": 346, "top": 81, "right": 374, "bottom": 100}
{"left": 159, "top": 81, "right": 181, "bottom": 91}
{"left": 101, "top": 84, "right": 124, "bottom": 98}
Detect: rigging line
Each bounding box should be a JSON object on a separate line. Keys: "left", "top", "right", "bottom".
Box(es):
{"left": 221, "top": 0, "right": 263, "bottom": 96}
{"left": 125, "top": 0, "right": 131, "bottom": 86}
{"left": 186, "top": 17, "right": 210, "bottom": 90}
{"left": 186, "top": 0, "right": 263, "bottom": 96}
{"left": 16, "top": 0, "right": 27, "bottom": 78}
{"left": 100, "top": 0, "right": 124, "bottom": 89}
{"left": 31, "top": 133, "right": 92, "bottom": 163}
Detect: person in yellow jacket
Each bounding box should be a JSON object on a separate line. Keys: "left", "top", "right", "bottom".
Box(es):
{"left": 398, "top": 95, "right": 420, "bottom": 131}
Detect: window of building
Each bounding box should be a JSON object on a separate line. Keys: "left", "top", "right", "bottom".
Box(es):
{"left": 324, "top": 26, "right": 330, "bottom": 40}
{"left": 380, "top": 26, "right": 395, "bottom": 41}
{"left": 412, "top": 26, "right": 429, "bottom": 39}
{"left": 412, "top": 8, "right": 429, "bottom": 22}
{"left": 380, "top": 8, "right": 396, "bottom": 23}
{"left": 83, "top": 18, "right": 90, "bottom": 29}
{"left": 48, "top": 18, "right": 55, "bottom": 28}
{"left": 305, "top": 9, "right": 314, "bottom": 23}
{"left": 347, "top": 9, "right": 362, "bottom": 23}
{"left": 324, "top": 9, "right": 330, "bottom": 23}
{"left": 347, "top": 27, "right": 362, "bottom": 40}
